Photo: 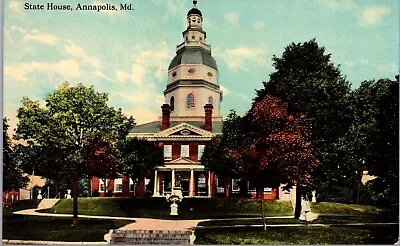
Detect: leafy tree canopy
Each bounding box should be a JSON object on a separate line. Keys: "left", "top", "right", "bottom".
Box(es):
{"left": 3, "top": 118, "right": 29, "bottom": 191}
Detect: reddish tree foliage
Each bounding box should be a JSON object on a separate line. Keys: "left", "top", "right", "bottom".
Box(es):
{"left": 241, "top": 94, "right": 319, "bottom": 188}
{"left": 82, "top": 134, "right": 118, "bottom": 191}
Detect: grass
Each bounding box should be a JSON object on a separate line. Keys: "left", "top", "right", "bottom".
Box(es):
{"left": 194, "top": 225, "right": 399, "bottom": 244}
{"left": 42, "top": 197, "right": 293, "bottom": 219}
{"left": 310, "top": 202, "right": 399, "bottom": 223}
{"left": 2, "top": 200, "right": 132, "bottom": 242}
{"left": 3, "top": 199, "right": 39, "bottom": 215}
{"left": 2, "top": 215, "right": 131, "bottom": 242}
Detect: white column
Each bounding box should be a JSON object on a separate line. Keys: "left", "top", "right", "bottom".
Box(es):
{"left": 190, "top": 169, "right": 194, "bottom": 197}
{"left": 208, "top": 171, "right": 211, "bottom": 197}
{"left": 171, "top": 169, "right": 175, "bottom": 191}
{"left": 153, "top": 169, "right": 158, "bottom": 196}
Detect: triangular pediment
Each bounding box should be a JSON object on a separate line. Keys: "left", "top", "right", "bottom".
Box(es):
{"left": 167, "top": 157, "right": 198, "bottom": 164}
{"left": 157, "top": 123, "right": 213, "bottom": 137}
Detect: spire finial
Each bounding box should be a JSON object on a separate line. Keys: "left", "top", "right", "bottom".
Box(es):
{"left": 193, "top": 0, "right": 197, "bottom": 8}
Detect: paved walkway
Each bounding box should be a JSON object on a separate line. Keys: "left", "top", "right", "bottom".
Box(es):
{"left": 9, "top": 208, "right": 398, "bottom": 245}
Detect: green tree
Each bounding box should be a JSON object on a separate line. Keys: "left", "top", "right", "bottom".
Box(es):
{"left": 256, "top": 39, "right": 353, "bottom": 201}
{"left": 15, "top": 83, "right": 135, "bottom": 224}
{"left": 118, "top": 138, "right": 164, "bottom": 196}
{"left": 202, "top": 110, "right": 246, "bottom": 180}
{"left": 362, "top": 78, "right": 398, "bottom": 205}
{"left": 203, "top": 96, "right": 318, "bottom": 230}
{"left": 3, "top": 118, "right": 29, "bottom": 191}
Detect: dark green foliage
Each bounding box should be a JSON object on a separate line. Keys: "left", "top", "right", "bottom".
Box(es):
{"left": 2, "top": 118, "right": 29, "bottom": 191}
{"left": 255, "top": 39, "right": 354, "bottom": 199}
{"left": 118, "top": 138, "right": 164, "bottom": 193}
{"left": 15, "top": 82, "right": 135, "bottom": 224}
{"left": 201, "top": 110, "right": 245, "bottom": 178}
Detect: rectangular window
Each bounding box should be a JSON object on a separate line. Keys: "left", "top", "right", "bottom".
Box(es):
{"left": 181, "top": 145, "right": 189, "bottom": 158}
{"left": 129, "top": 178, "right": 135, "bottom": 192}
{"left": 164, "top": 145, "right": 172, "bottom": 160}
{"left": 114, "top": 178, "right": 123, "bottom": 193}
{"left": 99, "top": 179, "right": 107, "bottom": 192}
{"left": 264, "top": 187, "right": 272, "bottom": 193}
{"left": 232, "top": 179, "right": 240, "bottom": 192}
{"left": 144, "top": 178, "right": 151, "bottom": 192}
{"left": 198, "top": 145, "right": 205, "bottom": 160}
{"left": 216, "top": 176, "right": 225, "bottom": 193}
{"left": 248, "top": 181, "right": 256, "bottom": 192}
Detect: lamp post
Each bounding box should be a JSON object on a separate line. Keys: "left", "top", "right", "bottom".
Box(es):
{"left": 30, "top": 168, "right": 35, "bottom": 199}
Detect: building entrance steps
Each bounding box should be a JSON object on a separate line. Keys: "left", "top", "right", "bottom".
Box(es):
{"left": 37, "top": 198, "right": 60, "bottom": 209}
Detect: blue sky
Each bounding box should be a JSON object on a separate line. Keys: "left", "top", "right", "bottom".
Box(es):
{"left": 4, "top": 0, "right": 399, "bottom": 135}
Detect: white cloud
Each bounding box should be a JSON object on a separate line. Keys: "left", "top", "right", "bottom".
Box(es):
{"left": 5, "top": 59, "right": 80, "bottom": 82}
{"left": 220, "top": 84, "right": 230, "bottom": 96}
{"left": 24, "top": 33, "right": 58, "bottom": 46}
{"left": 122, "top": 107, "right": 159, "bottom": 124}
{"left": 360, "top": 5, "right": 390, "bottom": 27}
{"left": 116, "top": 85, "right": 164, "bottom": 106}
{"left": 95, "top": 70, "right": 113, "bottom": 82}
{"left": 225, "top": 12, "right": 239, "bottom": 26}
{"left": 253, "top": 21, "right": 265, "bottom": 31}
{"left": 321, "top": 0, "right": 357, "bottom": 11}
{"left": 64, "top": 40, "right": 102, "bottom": 69}
{"left": 9, "top": 0, "right": 24, "bottom": 15}
{"left": 220, "top": 46, "right": 269, "bottom": 71}
{"left": 116, "top": 43, "right": 170, "bottom": 85}
{"left": 11, "top": 25, "right": 27, "bottom": 33}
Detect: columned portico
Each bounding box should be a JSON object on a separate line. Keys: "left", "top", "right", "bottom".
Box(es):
{"left": 153, "top": 169, "right": 159, "bottom": 196}
{"left": 190, "top": 169, "right": 195, "bottom": 197}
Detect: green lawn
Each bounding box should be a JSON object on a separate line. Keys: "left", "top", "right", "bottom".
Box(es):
{"left": 195, "top": 225, "right": 399, "bottom": 244}
{"left": 310, "top": 202, "right": 399, "bottom": 223}
{"left": 2, "top": 200, "right": 132, "bottom": 242}
{"left": 3, "top": 215, "right": 131, "bottom": 242}
{"left": 42, "top": 197, "right": 293, "bottom": 219}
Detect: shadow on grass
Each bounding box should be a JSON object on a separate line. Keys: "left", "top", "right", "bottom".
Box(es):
{"left": 194, "top": 224, "right": 399, "bottom": 245}
{"left": 2, "top": 215, "right": 132, "bottom": 242}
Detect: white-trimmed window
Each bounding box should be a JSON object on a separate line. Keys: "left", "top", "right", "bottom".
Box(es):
{"left": 114, "top": 178, "right": 123, "bottom": 193}
{"left": 248, "top": 181, "right": 256, "bottom": 193}
{"left": 186, "top": 93, "right": 195, "bottom": 108}
{"left": 164, "top": 145, "right": 172, "bottom": 160}
{"left": 144, "top": 178, "right": 151, "bottom": 192}
{"left": 264, "top": 187, "right": 272, "bottom": 193}
{"left": 198, "top": 145, "right": 205, "bottom": 160}
{"left": 216, "top": 176, "right": 225, "bottom": 193}
{"left": 198, "top": 174, "right": 206, "bottom": 188}
{"left": 232, "top": 179, "right": 240, "bottom": 192}
{"left": 181, "top": 145, "right": 189, "bottom": 158}
{"left": 129, "top": 178, "right": 135, "bottom": 192}
{"left": 99, "top": 179, "right": 107, "bottom": 192}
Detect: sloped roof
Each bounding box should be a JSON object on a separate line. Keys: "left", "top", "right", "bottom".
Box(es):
{"left": 129, "top": 121, "right": 222, "bottom": 134}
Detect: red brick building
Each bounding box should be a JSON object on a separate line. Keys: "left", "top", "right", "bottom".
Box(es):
{"left": 91, "top": 1, "right": 284, "bottom": 200}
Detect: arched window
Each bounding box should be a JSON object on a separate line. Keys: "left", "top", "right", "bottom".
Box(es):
{"left": 208, "top": 96, "right": 213, "bottom": 105}
{"left": 186, "top": 93, "right": 195, "bottom": 108}
{"left": 170, "top": 96, "right": 175, "bottom": 111}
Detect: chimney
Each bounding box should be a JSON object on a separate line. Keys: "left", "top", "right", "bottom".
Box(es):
{"left": 204, "top": 104, "right": 213, "bottom": 131}
{"left": 161, "top": 104, "right": 171, "bottom": 130}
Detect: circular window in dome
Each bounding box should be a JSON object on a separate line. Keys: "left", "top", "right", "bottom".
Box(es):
{"left": 207, "top": 72, "right": 213, "bottom": 78}
{"left": 188, "top": 68, "right": 196, "bottom": 74}
{"left": 172, "top": 72, "right": 177, "bottom": 78}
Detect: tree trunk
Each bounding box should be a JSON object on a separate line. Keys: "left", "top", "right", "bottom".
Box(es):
{"left": 294, "top": 185, "right": 302, "bottom": 219}
{"left": 259, "top": 187, "right": 266, "bottom": 231}
{"left": 72, "top": 176, "right": 79, "bottom": 225}
{"left": 55, "top": 179, "right": 59, "bottom": 198}
{"left": 355, "top": 170, "right": 362, "bottom": 204}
